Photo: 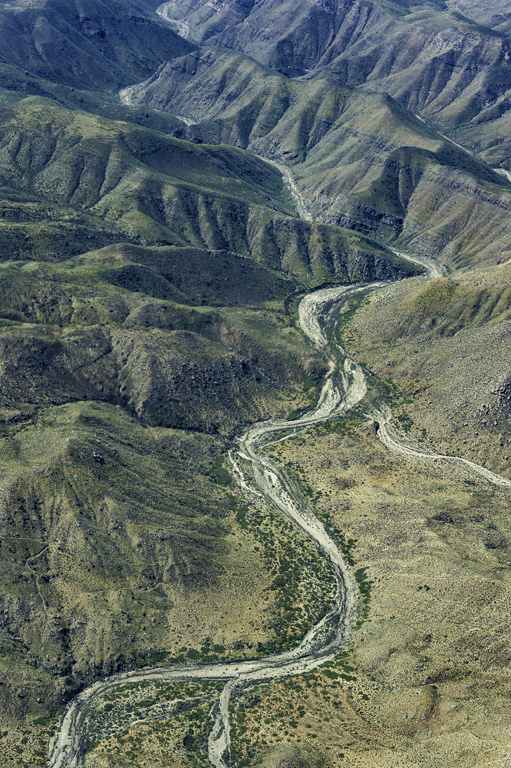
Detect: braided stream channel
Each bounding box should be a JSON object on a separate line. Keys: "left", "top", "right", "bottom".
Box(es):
{"left": 46, "top": 252, "right": 511, "bottom": 768}
{"left": 46, "top": 280, "right": 384, "bottom": 768}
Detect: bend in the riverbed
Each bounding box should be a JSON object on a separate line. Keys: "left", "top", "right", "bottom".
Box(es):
{"left": 47, "top": 283, "right": 366, "bottom": 768}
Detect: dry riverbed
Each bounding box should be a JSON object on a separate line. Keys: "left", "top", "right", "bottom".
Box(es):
{"left": 239, "top": 415, "right": 511, "bottom": 767}
{"left": 25, "top": 266, "right": 511, "bottom": 768}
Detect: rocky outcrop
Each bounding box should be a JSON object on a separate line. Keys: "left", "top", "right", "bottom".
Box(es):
{"left": 475, "top": 376, "right": 511, "bottom": 436}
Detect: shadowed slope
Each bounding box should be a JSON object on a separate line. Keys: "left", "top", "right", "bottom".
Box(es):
{"left": 0, "top": 0, "right": 195, "bottom": 91}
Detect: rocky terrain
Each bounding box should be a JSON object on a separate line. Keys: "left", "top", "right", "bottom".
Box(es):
{"left": 0, "top": 0, "right": 511, "bottom": 766}
{"left": 118, "top": 44, "right": 511, "bottom": 268}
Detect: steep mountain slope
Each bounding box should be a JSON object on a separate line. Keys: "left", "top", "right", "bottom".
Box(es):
{"left": 0, "top": 0, "right": 195, "bottom": 91}
{"left": 0, "top": 94, "right": 414, "bottom": 283}
{"left": 323, "top": 11, "right": 511, "bottom": 165}
{"left": 157, "top": 0, "right": 391, "bottom": 73}
{"left": 163, "top": 0, "right": 511, "bottom": 167}
{"left": 124, "top": 46, "right": 511, "bottom": 268}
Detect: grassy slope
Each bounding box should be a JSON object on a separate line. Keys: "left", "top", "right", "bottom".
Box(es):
{"left": 0, "top": 399, "right": 293, "bottom": 767}
{"left": 0, "top": 94, "right": 294, "bottom": 222}
{"left": 0, "top": 250, "right": 329, "bottom": 432}
{"left": 0, "top": 92, "right": 417, "bottom": 284}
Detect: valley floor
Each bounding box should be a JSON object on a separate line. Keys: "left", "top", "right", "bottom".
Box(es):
{"left": 47, "top": 264, "right": 511, "bottom": 768}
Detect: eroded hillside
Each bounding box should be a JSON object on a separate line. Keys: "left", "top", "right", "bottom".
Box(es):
{"left": 123, "top": 45, "right": 511, "bottom": 267}
{"left": 0, "top": 0, "right": 511, "bottom": 766}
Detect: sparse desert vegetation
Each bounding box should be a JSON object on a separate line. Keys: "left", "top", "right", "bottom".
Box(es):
{"left": 2, "top": 0, "right": 511, "bottom": 766}
{"left": 232, "top": 413, "right": 511, "bottom": 767}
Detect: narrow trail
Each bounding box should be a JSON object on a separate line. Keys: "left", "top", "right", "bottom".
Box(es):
{"left": 376, "top": 407, "right": 511, "bottom": 489}
{"left": 494, "top": 167, "right": 511, "bottom": 184}
{"left": 25, "top": 546, "right": 49, "bottom": 611}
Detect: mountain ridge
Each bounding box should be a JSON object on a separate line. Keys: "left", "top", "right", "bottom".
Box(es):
{"left": 122, "top": 44, "right": 511, "bottom": 268}
{"left": 1, "top": 1, "right": 511, "bottom": 767}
